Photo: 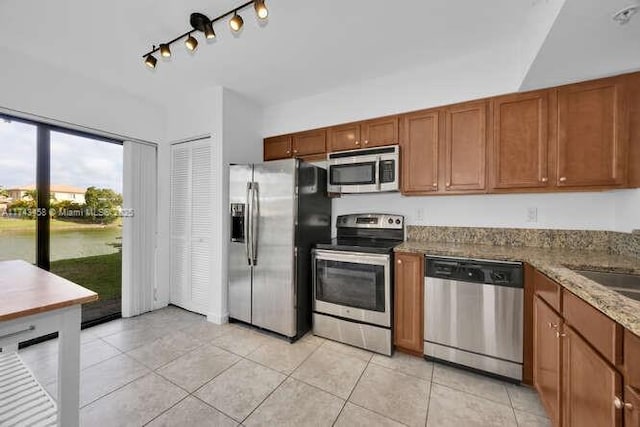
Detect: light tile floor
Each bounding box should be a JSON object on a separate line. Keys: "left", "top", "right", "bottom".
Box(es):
{"left": 19, "top": 306, "right": 551, "bottom": 426}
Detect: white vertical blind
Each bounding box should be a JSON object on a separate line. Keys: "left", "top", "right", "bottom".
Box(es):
{"left": 122, "top": 141, "right": 158, "bottom": 317}
{"left": 169, "top": 137, "right": 215, "bottom": 315}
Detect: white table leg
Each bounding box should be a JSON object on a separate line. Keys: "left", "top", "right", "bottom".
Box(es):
{"left": 57, "top": 305, "right": 81, "bottom": 427}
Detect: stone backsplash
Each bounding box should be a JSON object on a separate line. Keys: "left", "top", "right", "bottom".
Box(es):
{"left": 406, "top": 226, "right": 640, "bottom": 258}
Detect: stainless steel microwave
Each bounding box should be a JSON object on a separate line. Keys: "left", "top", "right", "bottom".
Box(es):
{"left": 327, "top": 145, "right": 399, "bottom": 194}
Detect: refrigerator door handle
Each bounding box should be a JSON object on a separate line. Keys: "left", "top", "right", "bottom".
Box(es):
{"left": 246, "top": 182, "right": 253, "bottom": 266}
{"left": 252, "top": 182, "right": 260, "bottom": 265}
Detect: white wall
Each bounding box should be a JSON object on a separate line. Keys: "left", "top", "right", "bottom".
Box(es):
{"left": 0, "top": 46, "right": 166, "bottom": 142}
{"left": 263, "top": 42, "right": 524, "bottom": 136}
{"left": 263, "top": 46, "right": 638, "bottom": 234}
{"left": 156, "top": 87, "right": 262, "bottom": 323}
{"left": 614, "top": 189, "right": 640, "bottom": 233}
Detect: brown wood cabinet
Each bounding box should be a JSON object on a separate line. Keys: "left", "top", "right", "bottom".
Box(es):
{"left": 556, "top": 78, "right": 627, "bottom": 188}
{"left": 491, "top": 91, "right": 552, "bottom": 190}
{"left": 292, "top": 129, "right": 326, "bottom": 158}
{"left": 328, "top": 123, "right": 361, "bottom": 152}
{"left": 562, "top": 325, "right": 622, "bottom": 427}
{"left": 264, "top": 135, "right": 292, "bottom": 161}
{"left": 624, "top": 386, "right": 640, "bottom": 427}
{"left": 328, "top": 117, "right": 399, "bottom": 152}
{"left": 534, "top": 296, "right": 563, "bottom": 427}
{"left": 627, "top": 73, "right": 640, "bottom": 187}
{"left": 264, "top": 130, "right": 327, "bottom": 161}
{"left": 400, "top": 110, "right": 440, "bottom": 194}
{"left": 393, "top": 252, "right": 424, "bottom": 355}
{"left": 443, "top": 100, "right": 488, "bottom": 192}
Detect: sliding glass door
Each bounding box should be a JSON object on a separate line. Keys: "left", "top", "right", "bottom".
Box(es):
{"left": 50, "top": 131, "right": 123, "bottom": 324}
{"left": 0, "top": 119, "right": 37, "bottom": 263}
{"left": 0, "top": 114, "right": 123, "bottom": 325}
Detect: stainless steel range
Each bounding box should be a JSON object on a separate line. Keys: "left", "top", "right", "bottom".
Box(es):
{"left": 312, "top": 213, "right": 404, "bottom": 355}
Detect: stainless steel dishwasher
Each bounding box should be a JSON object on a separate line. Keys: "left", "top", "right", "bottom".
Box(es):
{"left": 424, "top": 256, "right": 524, "bottom": 381}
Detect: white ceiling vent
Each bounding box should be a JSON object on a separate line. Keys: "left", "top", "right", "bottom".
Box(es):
{"left": 613, "top": 5, "right": 638, "bottom": 25}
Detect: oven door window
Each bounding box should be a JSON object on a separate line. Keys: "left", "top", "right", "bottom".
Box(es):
{"left": 330, "top": 162, "right": 376, "bottom": 186}
{"left": 315, "top": 259, "right": 385, "bottom": 312}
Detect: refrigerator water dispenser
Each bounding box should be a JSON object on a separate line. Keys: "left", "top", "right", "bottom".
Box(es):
{"left": 230, "top": 203, "right": 245, "bottom": 242}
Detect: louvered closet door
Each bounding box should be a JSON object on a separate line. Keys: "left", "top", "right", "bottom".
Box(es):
{"left": 170, "top": 138, "right": 215, "bottom": 315}
{"left": 170, "top": 144, "right": 190, "bottom": 308}
{"left": 189, "top": 140, "right": 213, "bottom": 314}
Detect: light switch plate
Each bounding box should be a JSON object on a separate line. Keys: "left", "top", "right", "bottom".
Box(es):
{"left": 526, "top": 207, "right": 538, "bottom": 223}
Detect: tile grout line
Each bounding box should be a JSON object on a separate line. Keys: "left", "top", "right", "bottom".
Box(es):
{"left": 424, "top": 362, "right": 435, "bottom": 427}
{"left": 238, "top": 336, "right": 325, "bottom": 425}
{"left": 331, "top": 350, "right": 372, "bottom": 427}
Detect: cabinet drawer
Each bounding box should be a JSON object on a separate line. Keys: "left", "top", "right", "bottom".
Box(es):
{"left": 563, "top": 290, "right": 622, "bottom": 365}
{"left": 625, "top": 330, "right": 640, "bottom": 388}
{"left": 534, "top": 270, "right": 562, "bottom": 312}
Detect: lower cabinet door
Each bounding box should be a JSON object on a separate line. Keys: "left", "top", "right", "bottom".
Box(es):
{"left": 563, "top": 325, "right": 622, "bottom": 427}
{"left": 533, "top": 296, "right": 562, "bottom": 427}
{"left": 624, "top": 386, "right": 640, "bottom": 427}
{"left": 393, "top": 252, "right": 424, "bottom": 355}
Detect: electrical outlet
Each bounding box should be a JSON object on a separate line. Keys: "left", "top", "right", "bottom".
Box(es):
{"left": 526, "top": 207, "right": 538, "bottom": 223}
{"left": 416, "top": 208, "right": 425, "bottom": 222}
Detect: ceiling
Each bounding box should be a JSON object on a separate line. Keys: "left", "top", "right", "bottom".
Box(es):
{"left": 0, "top": 0, "right": 539, "bottom": 106}
{"left": 521, "top": 0, "right": 640, "bottom": 89}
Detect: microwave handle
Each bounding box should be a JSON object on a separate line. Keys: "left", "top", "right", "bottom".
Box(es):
{"left": 375, "top": 156, "right": 381, "bottom": 191}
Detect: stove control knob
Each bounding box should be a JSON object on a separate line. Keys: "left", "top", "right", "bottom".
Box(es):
{"left": 395, "top": 219, "right": 401, "bottom": 225}
{"left": 388, "top": 218, "right": 394, "bottom": 224}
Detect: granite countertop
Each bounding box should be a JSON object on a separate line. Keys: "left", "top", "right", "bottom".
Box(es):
{"left": 395, "top": 241, "right": 640, "bottom": 336}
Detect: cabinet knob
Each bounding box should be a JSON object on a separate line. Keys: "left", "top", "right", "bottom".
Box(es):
{"left": 432, "top": 183, "right": 438, "bottom": 188}
{"left": 614, "top": 396, "right": 634, "bottom": 410}
{"left": 355, "top": 141, "right": 360, "bottom": 145}
{"left": 541, "top": 177, "right": 548, "bottom": 183}
{"left": 445, "top": 182, "right": 451, "bottom": 187}
{"left": 547, "top": 322, "right": 558, "bottom": 329}
{"left": 555, "top": 331, "right": 566, "bottom": 338}
{"left": 286, "top": 150, "right": 291, "bottom": 155}
{"left": 559, "top": 177, "right": 567, "bottom": 182}
{"left": 293, "top": 149, "right": 298, "bottom": 154}
{"left": 364, "top": 140, "right": 369, "bottom": 145}
{"left": 397, "top": 259, "right": 402, "bottom": 265}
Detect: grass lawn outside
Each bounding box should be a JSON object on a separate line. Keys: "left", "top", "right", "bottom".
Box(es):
{"left": 0, "top": 217, "right": 122, "bottom": 233}
{"left": 50, "top": 252, "right": 122, "bottom": 301}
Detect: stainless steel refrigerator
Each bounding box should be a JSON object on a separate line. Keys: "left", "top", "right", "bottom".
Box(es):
{"left": 228, "top": 159, "right": 331, "bottom": 340}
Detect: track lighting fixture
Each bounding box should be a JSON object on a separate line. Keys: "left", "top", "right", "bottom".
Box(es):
{"left": 145, "top": 54, "right": 157, "bottom": 69}
{"left": 185, "top": 34, "right": 198, "bottom": 51}
{"left": 142, "top": 0, "right": 269, "bottom": 68}
{"left": 229, "top": 11, "right": 244, "bottom": 32}
{"left": 159, "top": 43, "right": 171, "bottom": 58}
{"left": 204, "top": 22, "right": 216, "bottom": 39}
{"left": 254, "top": 0, "right": 268, "bottom": 19}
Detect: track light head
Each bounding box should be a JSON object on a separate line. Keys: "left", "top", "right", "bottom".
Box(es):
{"left": 185, "top": 34, "right": 198, "bottom": 51}
{"left": 204, "top": 22, "right": 216, "bottom": 39}
{"left": 159, "top": 43, "right": 171, "bottom": 58}
{"left": 144, "top": 54, "right": 157, "bottom": 69}
{"left": 254, "top": 0, "right": 268, "bottom": 19}
{"left": 229, "top": 11, "right": 244, "bottom": 32}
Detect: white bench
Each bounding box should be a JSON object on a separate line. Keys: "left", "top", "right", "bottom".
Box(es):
{"left": 0, "top": 351, "right": 57, "bottom": 426}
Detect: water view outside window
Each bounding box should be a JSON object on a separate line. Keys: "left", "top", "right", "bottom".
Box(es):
{"left": 50, "top": 131, "right": 123, "bottom": 323}
{"left": 0, "top": 119, "right": 123, "bottom": 324}
{"left": 0, "top": 119, "right": 37, "bottom": 263}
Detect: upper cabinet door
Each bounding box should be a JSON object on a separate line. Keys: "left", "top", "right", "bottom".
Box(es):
{"left": 557, "top": 78, "right": 627, "bottom": 187}
{"left": 444, "top": 101, "right": 488, "bottom": 192}
{"left": 328, "top": 123, "right": 361, "bottom": 152}
{"left": 492, "top": 91, "right": 551, "bottom": 189}
{"left": 293, "top": 129, "right": 326, "bottom": 158}
{"left": 264, "top": 135, "right": 292, "bottom": 161}
{"left": 362, "top": 116, "right": 399, "bottom": 148}
{"left": 400, "top": 110, "right": 439, "bottom": 194}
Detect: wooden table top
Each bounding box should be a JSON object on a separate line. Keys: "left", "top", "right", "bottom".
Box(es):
{"left": 0, "top": 260, "right": 98, "bottom": 322}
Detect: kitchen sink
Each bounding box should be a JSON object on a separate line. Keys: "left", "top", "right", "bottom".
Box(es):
{"left": 573, "top": 270, "right": 640, "bottom": 302}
